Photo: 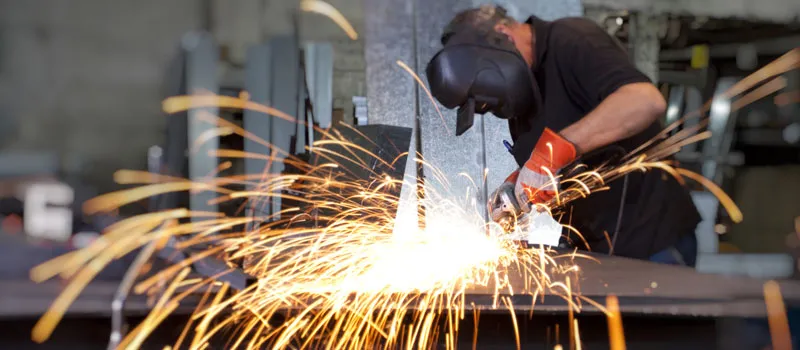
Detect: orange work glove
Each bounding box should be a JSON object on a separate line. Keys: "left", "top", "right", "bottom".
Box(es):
{"left": 514, "top": 128, "right": 577, "bottom": 212}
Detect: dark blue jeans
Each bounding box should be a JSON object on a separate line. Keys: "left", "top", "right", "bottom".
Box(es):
{"left": 649, "top": 233, "right": 698, "bottom": 267}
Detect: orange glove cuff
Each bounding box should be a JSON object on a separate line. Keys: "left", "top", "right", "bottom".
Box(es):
{"left": 504, "top": 170, "right": 520, "bottom": 183}
{"left": 524, "top": 128, "right": 577, "bottom": 173}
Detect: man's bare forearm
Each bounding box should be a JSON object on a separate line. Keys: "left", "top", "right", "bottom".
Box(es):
{"left": 560, "top": 83, "right": 666, "bottom": 155}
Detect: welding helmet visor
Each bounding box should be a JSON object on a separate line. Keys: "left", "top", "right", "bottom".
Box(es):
{"left": 425, "top": 8, "right": 540, "bottom": 136}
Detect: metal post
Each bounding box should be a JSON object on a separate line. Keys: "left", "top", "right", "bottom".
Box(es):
{"left": 107, "top": 241, "right": 158, "bottom": 350}
{"left": 702, "top": 77, "right": 739, "bottom": 185}
{"left": 268, "top": 36, "right": 300, "bottom": 218}
{"left": 243, "top": 44, "right": 273, "bottom": 222}
{"left": 184, "top": 32, "right": 220, "bottom": 218}
{"left": 147, "top": 146, "right": 163, "bottom": 211}
{"left": 665, "top": 85, "right": 686, "bottom": 129}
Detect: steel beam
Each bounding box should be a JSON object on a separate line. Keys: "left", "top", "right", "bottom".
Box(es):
{"left": 184, "top": 32, "right": 220, "bottom": 218}
{"left": 243, "top": 44, "right": 272, "bottom": 223}
{"left": 583, "top": 0, "right": 800, "bottom": 23}
{"left": 702, "top": 77, "right": 739, "bottom": 185}
{"left": 661, "top": 35, "right": 800, "bottom": 62}
{"left": 268, "top": 37, "right": 301, "bottom": 218}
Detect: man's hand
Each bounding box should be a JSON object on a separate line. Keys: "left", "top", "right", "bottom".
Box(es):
{"left": 514, "top": 128, "right": 577, "bottom": 212}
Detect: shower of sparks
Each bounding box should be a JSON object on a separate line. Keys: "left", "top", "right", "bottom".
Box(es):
{"left": 28, "top": 46, "right": 799, "bottom": 349}
{"left": 29, "top": 116, "right": 586, "bottom": 349}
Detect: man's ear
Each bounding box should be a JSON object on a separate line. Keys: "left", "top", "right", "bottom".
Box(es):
{"left": 494, "top": 23, "right": 515, "bottom": 43}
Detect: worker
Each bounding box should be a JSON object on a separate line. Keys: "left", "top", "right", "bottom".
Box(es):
{"left": 425, "top": 5, "right": 701, "bottom": 266}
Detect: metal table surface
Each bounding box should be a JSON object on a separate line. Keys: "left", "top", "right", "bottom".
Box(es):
{"left": 2, "top": 232, "right": 798, "bottom": 319}
{"left": 460, "top": 252, "right": 800, "bottom": 317}
{"left": 0, "top": 280, "right": 154, "bottom": 318}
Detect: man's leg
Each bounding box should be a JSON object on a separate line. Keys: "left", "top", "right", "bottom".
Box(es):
{"left": 649, "top": 233, "right": 698, "bottom": 267}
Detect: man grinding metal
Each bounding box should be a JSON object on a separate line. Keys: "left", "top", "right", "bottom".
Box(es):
{"left": 425, "top": 5, "right": 702, "bottom": 266}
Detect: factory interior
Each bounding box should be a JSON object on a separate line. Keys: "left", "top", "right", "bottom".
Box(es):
{"left": 1, "top": 0, "right": 799, "bottom": 349}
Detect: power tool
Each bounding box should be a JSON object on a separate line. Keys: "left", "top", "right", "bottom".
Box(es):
{"left": 487, "top": 180, "right": 524, "bottom": 228}
{"left": 487, "top": 182, "right": 562, "bottom": 247}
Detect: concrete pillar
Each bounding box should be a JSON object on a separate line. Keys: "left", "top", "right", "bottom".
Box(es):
{"left": 629, "top": 13, "right": 662, "bottom": 83}
{"left": 364, "top": 0, "right": 420, "bottom": 232}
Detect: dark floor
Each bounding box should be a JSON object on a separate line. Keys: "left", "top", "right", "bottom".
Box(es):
{"left": 0, "top": 313, "right": 726, "bottom": 350}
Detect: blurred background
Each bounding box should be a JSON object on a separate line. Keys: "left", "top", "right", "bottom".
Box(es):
{"left": 0, "top": 0, "right": 799, "bottom": 349}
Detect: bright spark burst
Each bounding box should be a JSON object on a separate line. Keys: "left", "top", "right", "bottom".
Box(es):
{"left": 29, "top": 114, "right": 582, "bottom": 349}
{"left": 27, "top": 46, "right": 798, "bottom": 350}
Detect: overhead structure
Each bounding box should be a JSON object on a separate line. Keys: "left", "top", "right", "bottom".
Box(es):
{"left": 584, "top": 0, "right": 800, "bottom": 23}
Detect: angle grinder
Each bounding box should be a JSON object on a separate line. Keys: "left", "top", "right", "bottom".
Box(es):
{"left": 487, "top": 181, "right": 562, "bottom": 247}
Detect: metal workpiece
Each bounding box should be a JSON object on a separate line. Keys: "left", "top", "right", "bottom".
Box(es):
{"left": 184, "top": 32, "right": 220, "bottom": 219}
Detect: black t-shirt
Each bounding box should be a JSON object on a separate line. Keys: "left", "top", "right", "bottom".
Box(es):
{"left": 508, "top": 16, "right": 701, "bottom": 260}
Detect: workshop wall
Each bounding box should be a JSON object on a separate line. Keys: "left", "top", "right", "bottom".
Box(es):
{"left": 0, "top": 0, "right": 204, "bottom": 193}
{"left": 0, "top": 0, "right": 366, "bottom": 194}
{"left": 728, "top": 166, "right": 800, "bottom": 253}
{"left": 212, "top": 0, "right": 366, "bottom": 124}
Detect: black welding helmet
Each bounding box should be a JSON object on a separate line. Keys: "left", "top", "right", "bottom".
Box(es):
{"left": 425, "top": 5, "right": 540, "bottom": 136}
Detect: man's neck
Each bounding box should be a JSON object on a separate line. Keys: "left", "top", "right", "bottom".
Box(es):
{"left": 514, "top": 23, "right": 536, "bottom": 68}
{"left": 526, "top": 23, "right": 537, "bottom": 68}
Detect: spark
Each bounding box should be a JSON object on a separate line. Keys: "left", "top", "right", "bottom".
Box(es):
{"left": 606, "top": 295, "right": 625, "bottom": 350}
{"left": 31, "top": 116, "right": 579, "bottom": 348}
{"left": 28, "top": 46, "right": 799, "bottom": 349}
{"left": 764, "top": 281, "right": 792, "bottom": 350}
{"left": 300, "top": 0, "right": 359, "bottom": 40}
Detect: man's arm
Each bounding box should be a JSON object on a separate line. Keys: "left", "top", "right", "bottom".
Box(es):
{"left": 560, "top": 82, "right": 666, "bottom": 154}
{"left": 551, "top": 19, "right": 666, "bottom": 155}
